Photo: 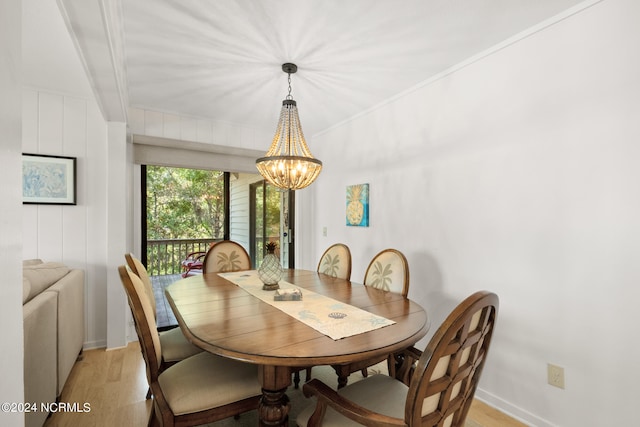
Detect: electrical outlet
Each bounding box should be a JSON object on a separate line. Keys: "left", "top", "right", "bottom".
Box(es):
{"left": 547, "top": 363, "right": 565, "bottom": 389}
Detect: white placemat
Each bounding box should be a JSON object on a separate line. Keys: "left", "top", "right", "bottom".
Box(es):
{"left": 218, "top": 271, "right": 395, "bottom": 340}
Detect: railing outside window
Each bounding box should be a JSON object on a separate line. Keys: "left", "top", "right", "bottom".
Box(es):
{"left": 147, "top": 238, "right": 219, "bottom": 276}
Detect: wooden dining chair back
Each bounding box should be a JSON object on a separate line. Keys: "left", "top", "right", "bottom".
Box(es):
{"left": 118, "top": 265, "right": 262, "bottom": 427}
{"left": 298, "top": 291, "right": 499, "bottom": 427}
{"left": 317, "top": 243, "right": 352, "bottom": 280}
{"left": 125, "top": 253, "right": 156, "bottom": 319}
{"left": 404, "top": 290, "right": 498, "bottom": 426}
{"left": 203, "top": 240, "right": 251, "bottom": 273}
{"left": 125, "top": 253, "right": 202, "bottom": 365}
{"left": 119, "top": 265, "right": 164, "bottom": 387}
{"left": 127, "top": 252, "right": 199, "bottom": 400}
{"left": 363, "top": 248, "right": 409, "bottom": 296}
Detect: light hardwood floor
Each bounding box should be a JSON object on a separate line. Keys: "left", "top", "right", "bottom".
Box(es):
{"left": 44, "top": 342, "right": 527, "bottom": 427}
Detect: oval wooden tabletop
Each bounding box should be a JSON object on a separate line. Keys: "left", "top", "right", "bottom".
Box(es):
{"left": 165, "top": 269, "right": 429, "bottom": 367}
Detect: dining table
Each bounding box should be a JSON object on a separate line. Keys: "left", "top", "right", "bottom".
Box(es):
{"left": 164, "top": 269, "right": 429, "bottom": 427}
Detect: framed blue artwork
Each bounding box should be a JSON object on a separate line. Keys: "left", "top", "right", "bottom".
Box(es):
{"left": 346, "top": 183, "right": 369, "bottom": 227}
{"left": 22, "top": 153, "right": 77, "bottom": 205}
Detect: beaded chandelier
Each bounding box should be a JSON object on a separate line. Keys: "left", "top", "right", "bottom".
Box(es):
{"left": 256, "top": 63, "right": 322, "bottom": 190}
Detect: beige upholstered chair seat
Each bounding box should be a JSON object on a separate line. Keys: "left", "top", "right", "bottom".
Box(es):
{"left": 159, "top": 327, "right": 203, "bottom": 363}
{"left": 297, "top": 374, "right": 407, "bottom": 427}
{"left": 158, "top": 352, "right": 260, "bottom": 416}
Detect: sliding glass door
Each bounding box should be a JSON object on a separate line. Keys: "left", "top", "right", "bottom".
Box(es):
{"left": 250, "top": 181, "right": 295, "bottom": 269}
{"left": 141, "top": 167, "right": 295, "bottom": 274}
{"left": 142, "top": 165, "right": 229, "bottom": 275}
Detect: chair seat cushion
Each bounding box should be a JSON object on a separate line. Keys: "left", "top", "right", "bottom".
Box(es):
{"left": 158, "top": 352, "right": 261, "bottom": 416}
{"left": 296, "top": 374, "right": 408, "bottom": 427}
{"left": 159, "top": 327, "right": 202, "bottom": 362}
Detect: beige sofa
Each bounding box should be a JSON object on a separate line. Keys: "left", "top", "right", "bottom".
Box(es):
{"left": 22, "top": 260, "right": 84, "bottom": 427}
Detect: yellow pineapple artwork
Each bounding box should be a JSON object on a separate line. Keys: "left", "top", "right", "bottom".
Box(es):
{"left": 346, "top": 183, "right": 369, "bottom": 227}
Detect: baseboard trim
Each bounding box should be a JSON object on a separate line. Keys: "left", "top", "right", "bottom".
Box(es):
{"left": 82, "top": 340, "right": 106, "bottom": 351}
{"left": 475, "top": 388, "right": 555, "bottom": 427}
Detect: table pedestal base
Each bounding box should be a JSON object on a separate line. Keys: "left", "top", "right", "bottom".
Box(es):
{"left": 258, "top": 365, "right": 292, "bottom": 427}
{"left": 258, "top": 388, "right": 290, "bottom": 427}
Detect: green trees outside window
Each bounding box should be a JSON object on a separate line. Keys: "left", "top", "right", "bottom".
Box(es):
{"left": 147, "top": 166, "right": 225, "bottom": 239}
{"left": 146, "top": 166, "right": 226, "bottom": 275}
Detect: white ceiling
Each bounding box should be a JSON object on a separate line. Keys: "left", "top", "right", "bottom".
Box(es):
{"left": 36, "top": 0, "right": 591, "bottom": 136}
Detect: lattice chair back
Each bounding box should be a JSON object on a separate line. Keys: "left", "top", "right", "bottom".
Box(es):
{"left": 203, "top": 240, "right": 251, "bottom": 273}
{"left": 317, "top": 243, "right": 352, "bottom": 280}
{"left": 364, "top": 248, "right": 409, "bottom": 296}
{"left": 405, "top": 291, "right": 499, "bottom": 427}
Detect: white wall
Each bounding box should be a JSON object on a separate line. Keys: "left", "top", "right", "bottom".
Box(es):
{"left": 128, "top": 107, "right": 272, "bottom": 152}
{"left": 105, "top": 123, "right": 130, "bottom": 349}
{"left": 20, "top": 0, "right": 121, "bottom": 349}
{"left": 0, "top": 0, "right": 25, "bottom": 425}
{"left": 303, "top": 0, "right": 640, "bottom": 425}
{"left": 22, "top": 89, "right": 109, "bottom": 349}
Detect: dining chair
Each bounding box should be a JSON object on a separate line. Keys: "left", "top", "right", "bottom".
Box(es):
{"left": 331, "top": 248, "right": 410, "bottom": 388}
{"left": 316, "top": 243, "right": 352, "bottom": 280}
{"left": 297, "top": 291, "right": 499, "bottom": 427}
{"left": 363, "top": 248, "right": 409, "bottom": 296}
{"left": 293, "top": 244, "right": 353, "bottom": 388}
{"left": 124, "top": 253, "right": 203, "bottom": 398}
{"left": 203, "top": 240, "right": 251, "bottom": 273}
{"left": 118, "top": 265, "right": 262, "bottom": 427}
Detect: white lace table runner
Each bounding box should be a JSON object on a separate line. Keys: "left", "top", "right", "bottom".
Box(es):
{"left": 218, "top": 271, "right": 395, "bottom": 340}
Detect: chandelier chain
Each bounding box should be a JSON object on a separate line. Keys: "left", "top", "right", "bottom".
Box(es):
{"left": 286, "top": 72, "right": 293, "bottom": 100}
